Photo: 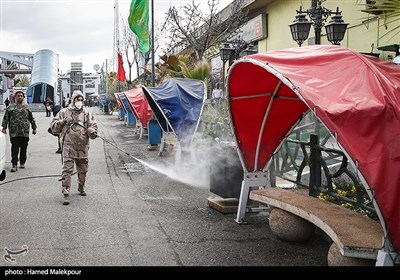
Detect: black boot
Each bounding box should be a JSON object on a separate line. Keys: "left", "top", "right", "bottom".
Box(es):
{"left": 78, "top": 184, "right": 87, "bottom": 196}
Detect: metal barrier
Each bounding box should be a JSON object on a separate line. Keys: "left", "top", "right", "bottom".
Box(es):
{"left": 272, "top": 115, "right": 377, "bottom": 218}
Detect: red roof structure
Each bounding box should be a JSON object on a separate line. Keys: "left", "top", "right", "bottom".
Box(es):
{"left": 124, "top": 87, "right": 153, "bottom": 128}
{"left": 227, "top": 45, "right": 400, "bottom": 252}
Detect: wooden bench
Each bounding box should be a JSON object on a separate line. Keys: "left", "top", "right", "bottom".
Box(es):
{"left": 249, "top": 187, "right": 384, "bottom": 260}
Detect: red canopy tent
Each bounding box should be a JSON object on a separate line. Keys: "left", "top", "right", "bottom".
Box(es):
{"left": 124, "top": 87, "right": 153, "bottom": 128}
{"left": 227, "top": 45, "right": 400, "bottom": 254}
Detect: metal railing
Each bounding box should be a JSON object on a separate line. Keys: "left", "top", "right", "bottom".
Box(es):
{"left": 200, "top": 103, "right": 377, "bottom": 218}
{"left": 272, "top": 114, "right": 377, "bottom": 218}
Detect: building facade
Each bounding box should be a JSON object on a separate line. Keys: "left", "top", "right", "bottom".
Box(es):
{"left": 57, "top": 62, "right": 100, "bottom": 106}
{"left": 208, "top": 0, "right": 399, "bottom": 86}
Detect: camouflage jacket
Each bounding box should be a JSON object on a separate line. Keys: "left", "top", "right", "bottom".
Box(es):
{"left": 50, "top": 106, "right": 97, "bottom": 154}
{"left": 1, "top": 103, "right": 37, "bottom": 138}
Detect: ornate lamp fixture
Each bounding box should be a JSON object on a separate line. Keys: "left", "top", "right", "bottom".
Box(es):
{"left": 289, "top": 0, "right": 348, "bottom": 46}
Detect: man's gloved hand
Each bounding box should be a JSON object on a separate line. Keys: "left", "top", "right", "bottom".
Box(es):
{"left": 64, "top": 116, "right": 73, "bottom": 125}
{"left": 89, "top": 131, "right": 98, "bottom": 139}
{"left": 87, "top": 127, "right": 97, "bottom": 139}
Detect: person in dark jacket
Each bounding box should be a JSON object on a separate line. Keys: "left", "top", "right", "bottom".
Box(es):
{"left": 1, "top": 91, "right": 37, "bottom": 172}
{"left": 51, "top": 104, "right": 62, "bottom": 153}
{"left": 52, "top": 104, "right": 62, "bottom": 116}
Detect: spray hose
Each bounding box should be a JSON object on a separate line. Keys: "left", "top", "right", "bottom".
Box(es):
{"left": 71, "top": 121, "right": 137, "bottom": 159}
{"left": 0, "top": 123, "right": 142, "bottom": 186}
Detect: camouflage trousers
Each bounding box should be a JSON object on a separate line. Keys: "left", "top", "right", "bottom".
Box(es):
{"left": 61, "top": 157, "right": 89, "bottom": 195}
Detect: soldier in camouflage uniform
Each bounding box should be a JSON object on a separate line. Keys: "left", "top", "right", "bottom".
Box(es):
{"left": 50, "top": 90, "right": 98, "bottom": 205}
{"left": 1, "top": 91, "right": 37, "bottom": 172}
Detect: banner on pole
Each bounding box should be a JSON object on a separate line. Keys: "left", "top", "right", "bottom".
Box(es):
{"left": 117, "top": 52, "right": 126, "bottom": 82}
{"left": 128, "top": 0, "right": 150, "bottom": 53}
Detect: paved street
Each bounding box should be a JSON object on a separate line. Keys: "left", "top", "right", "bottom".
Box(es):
{"left": 0, "top": 107, "right": 330, "bottom": 271}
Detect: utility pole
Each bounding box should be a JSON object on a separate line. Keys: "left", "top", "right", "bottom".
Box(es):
{"left": 105, "top": 59, "right": 108, "bottom": 93}
{"left": 113, "top": 0, "right": 120, "bottom": 73}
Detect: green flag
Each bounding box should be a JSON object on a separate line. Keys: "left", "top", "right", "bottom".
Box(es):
{"left": 128, "top": 0, "right": 150, "bottom": 53}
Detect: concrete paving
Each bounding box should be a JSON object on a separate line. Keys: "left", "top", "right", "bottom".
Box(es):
{"left": 0, "top": 107, "right": 330, "bottom": 269}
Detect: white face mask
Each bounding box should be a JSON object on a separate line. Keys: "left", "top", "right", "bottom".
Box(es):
{"left": 75, "top": 101, "right": 83, "bottom": 110}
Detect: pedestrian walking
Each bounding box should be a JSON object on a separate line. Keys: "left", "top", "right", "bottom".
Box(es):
{"left": 47, "top": 104, "right": 62, "bottom": 153}
{"left": 44, "top": 97, "right": 54, "bottom": 117}
{"left": 211, "top": 83, "right": 223, "bottom": 106}
{"left": 4, "top": 97, "right": 10, "bottom": 108}
{"left": 50, "top": 90, "right": 98, "bottom": 205}
{"left": 1, "top": 91, "right": 37, "bottom": 172}
{"left": 9, "top": 93, "right": 15, "bottom": 104}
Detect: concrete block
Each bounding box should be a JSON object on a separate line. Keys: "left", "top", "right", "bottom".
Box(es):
{"left": 269, "top": 208, "right": 315, "bottom": 242}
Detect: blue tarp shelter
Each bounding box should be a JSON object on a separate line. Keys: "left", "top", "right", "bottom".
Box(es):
{"left": 118, "top": 93, "right": 136, "bottom": 126}
{"left": 142, "top": 78, "right": 206, "bottom": 148}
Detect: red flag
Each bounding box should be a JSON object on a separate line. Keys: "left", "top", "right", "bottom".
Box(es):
{"left": 117, "top": 52, "right": 126, "bottom": 82}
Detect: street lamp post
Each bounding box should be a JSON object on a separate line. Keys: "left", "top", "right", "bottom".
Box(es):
{"left": 219, "top": 40, "right": 257, "bottom": 94}
{"left": 289, "top": 0, "right": 348, "bottom": 46}
{"left": 220, "top": 40, "right": 257, "bottom": 65}
{"left": 220, "top": 43, "right": 233, "bottom": 95}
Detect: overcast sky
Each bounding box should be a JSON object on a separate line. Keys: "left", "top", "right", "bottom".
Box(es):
{"left": 0, "top": 0, "right": 232, "bottom": 74}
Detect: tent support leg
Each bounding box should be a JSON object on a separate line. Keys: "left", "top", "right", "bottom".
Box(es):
{"left": 376, "top": 249, "right": 396, "bottom": 266}
{"left": 376, "top": 239, "right": 399, "bottom": 266}
{"left": 235, "top": 180, "right": 249, "bottom": 224}
{"left": 235, "top": 171, "right": 271, "bottom": 224}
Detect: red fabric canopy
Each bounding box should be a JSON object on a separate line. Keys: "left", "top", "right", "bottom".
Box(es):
{"left": 227, "top": 45, "right": 400, "bottom": 252}
{"left": 124, "top": 87, "right": 153, "bottom": 127}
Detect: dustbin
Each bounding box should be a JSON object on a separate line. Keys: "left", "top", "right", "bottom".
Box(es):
{"left": 103, "top": 104, "right": 109, "bottom": 114}
{"left": 209, "top": 141, "right": 243, "bottom": 198}
{"left": 148, "top": 119, "right": 162, "bottom": 145}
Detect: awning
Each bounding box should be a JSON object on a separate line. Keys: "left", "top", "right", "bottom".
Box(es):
{"left": 123, "top": 87, "right": 153, "bottom": 127}
{"left": 143, "top": 78, "right": 206, "bottom": 147}
{"left": 227, "top": 45, "right": 400, "bottom": 252}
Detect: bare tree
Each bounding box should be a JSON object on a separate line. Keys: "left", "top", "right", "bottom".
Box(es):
{"left": 14, "top": 74, "right": 30, "bottom": 87}
{"left": 121, "top": 18, "right": 162, "bottom": 86}
{"left": 161, "top": 0, "right": 249, "bottom": 59}
{"left": 121, "top": 24, "right": 140, "bottom": 84}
